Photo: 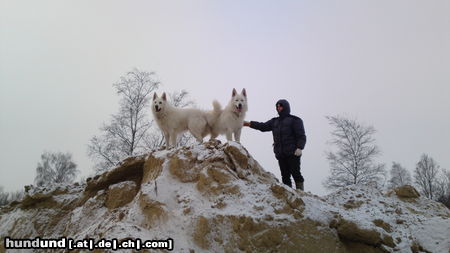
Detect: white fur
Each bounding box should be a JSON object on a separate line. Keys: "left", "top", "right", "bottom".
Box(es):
{"left": 152, "top": 92, "right": 221, "bottom": 149}
{"left": 210, "top": 88, "right": 248, "bottom": 142}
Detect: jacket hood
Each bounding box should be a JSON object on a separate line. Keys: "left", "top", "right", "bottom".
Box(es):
{"left": 276, "top": 99, "right": 291, "bottom": 116}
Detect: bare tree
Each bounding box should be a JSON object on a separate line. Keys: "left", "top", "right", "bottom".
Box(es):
{"left": 35, "top": 152, "right": 78, "bottom": 187}
{"left": 9, "top": 190, "right": 24, "bottom": 202}
{"left": 435, "top": 169, "right": 449, "bottom": 201}
{"left": 323, "top": 115, "right": 385, "bottom": 190}
{"left": 88, "top": 69, "right": 197, "bottom": 172}
{"left": 437, "top": 169, "right": 450, "bottom": 208}
{"left": 413, "top": 154, "right": 442, "bottom": 200}
{"left": 169, "top": 90, "right": 194, "bottom": 108}
{"left": 0, "top": 187, "right": 24, "bottom": 206}
{"left": 388, "top": 162, "right": 412, "bottom": 189}
{"left": 0, "top": 187, "right": 9, "bottom": 206}
{"left": 88, "top": 68, "right": 160, "bottom": 171}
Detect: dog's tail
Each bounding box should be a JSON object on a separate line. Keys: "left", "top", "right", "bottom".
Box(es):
{"left": 212, "top": 100, "right": 222, "bottom": 114}
{"left": 207, "top": 100, "right": 222, "bottom": 126}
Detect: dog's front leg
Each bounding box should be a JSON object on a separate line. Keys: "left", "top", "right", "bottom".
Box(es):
{"left": 163, "top": 132, "right": 170, "bottom": 149}
{"left": 234, "top": 128, "right": 242, "bottom": 143}
{"left": 195, "top": 136, "right": 203, "bottom": 144}
{"left": 170, "top": 132, "right": 178, "bottom": 148}
{"left": 226, "top": 130, "right": 233, "bottom": 141}
{"left": 191, "top": 129, "right": 204, "bottom": 144}
{"left": 209, "top": 131, "right": 218, "bottom": 141}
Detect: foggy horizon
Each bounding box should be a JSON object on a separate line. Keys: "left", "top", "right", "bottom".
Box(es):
{"left": 1, "top": 1, "right": 449, "bottom": 196}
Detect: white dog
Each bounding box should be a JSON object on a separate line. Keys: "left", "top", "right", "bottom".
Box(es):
{"left": 210, "top": 88, "right": 248, "bottom": 142}
{"left": 152, "top": 92, "right": 220, "bottom": 149}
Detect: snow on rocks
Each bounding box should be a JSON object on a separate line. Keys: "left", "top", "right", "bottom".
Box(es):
{"left": 1, "top": 141, "right": 449, "bottom": 253}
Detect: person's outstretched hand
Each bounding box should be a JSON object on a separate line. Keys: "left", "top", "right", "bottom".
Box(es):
{"left": 243, "top": 121, "right": 251, "bottom": 127}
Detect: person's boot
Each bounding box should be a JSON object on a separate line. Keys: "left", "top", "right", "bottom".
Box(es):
{"left": 295, "top": 181, "right": 304, "bottom": 191}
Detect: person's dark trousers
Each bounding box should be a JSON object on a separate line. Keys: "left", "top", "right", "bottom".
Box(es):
{"left": 278, "top": 155, "right": 304, "bottom": 187}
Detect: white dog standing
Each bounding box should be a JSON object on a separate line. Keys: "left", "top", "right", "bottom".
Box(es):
{"left": 152, "top": 92, "right": 220, "bottom": 149}
{"left": 210, "top": 88, "right": 248, "bottom": 142}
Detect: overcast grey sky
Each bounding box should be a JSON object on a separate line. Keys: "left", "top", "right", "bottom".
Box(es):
{"left": 1, "top": 0, "right": 449, "bottom": 195}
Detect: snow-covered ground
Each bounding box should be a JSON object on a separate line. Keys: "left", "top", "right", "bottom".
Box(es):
{"left": 1, "top": 142, "right": 449, "bottom": 252}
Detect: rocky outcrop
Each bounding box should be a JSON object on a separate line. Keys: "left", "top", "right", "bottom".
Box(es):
{"left": 1, "top": 141, "right": 449, "bottom": 253}
{"left": 387, "top": 185, "right": 421, "bottom": 200}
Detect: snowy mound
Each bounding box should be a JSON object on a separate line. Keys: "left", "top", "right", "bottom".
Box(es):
{"left": 1, "top": 141, "right": 449, "bottom": 253}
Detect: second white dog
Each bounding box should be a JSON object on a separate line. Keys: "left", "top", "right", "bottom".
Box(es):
{"left": 210, "top": 88, "right": 248, "bottom": 142}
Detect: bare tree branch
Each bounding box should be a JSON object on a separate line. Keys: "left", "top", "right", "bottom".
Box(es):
{"left": 387, "top": 162, "right": 412, "bottom": 189}
{"left": 34, "top": 152, "right": 78, "bottom": 186}
{"left": 88, "top": 69, "right": 160, "bottom": 172}
{"left": 323, "top": 115, "right": 385, "bottom": 190}
{"left": 413, "top": 154, "right": 444, "bottom": 200}
{"left": 88, "top": 69, "right": 196, "bottom": 172}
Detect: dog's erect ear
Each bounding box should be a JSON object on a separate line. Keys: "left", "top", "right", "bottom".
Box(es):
{"left": 153, "top": 92, "right": 158, "bottom": 101}
{"left": 232, "top": 88, "right": 237, "bottom": 97}
{"left": 162, "top": 92, "right": 167, "bottom": 101}
{"left": 242, "top": 88, "right": 247, "bottom": 97}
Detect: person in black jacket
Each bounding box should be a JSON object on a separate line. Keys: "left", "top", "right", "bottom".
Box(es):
{"left": 243, "top": 99, "right": 306, "bottom": 190}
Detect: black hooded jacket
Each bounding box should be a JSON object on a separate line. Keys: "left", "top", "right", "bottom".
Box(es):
{"left": 250, "top": 99, "right": 306, "bottom": 160}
